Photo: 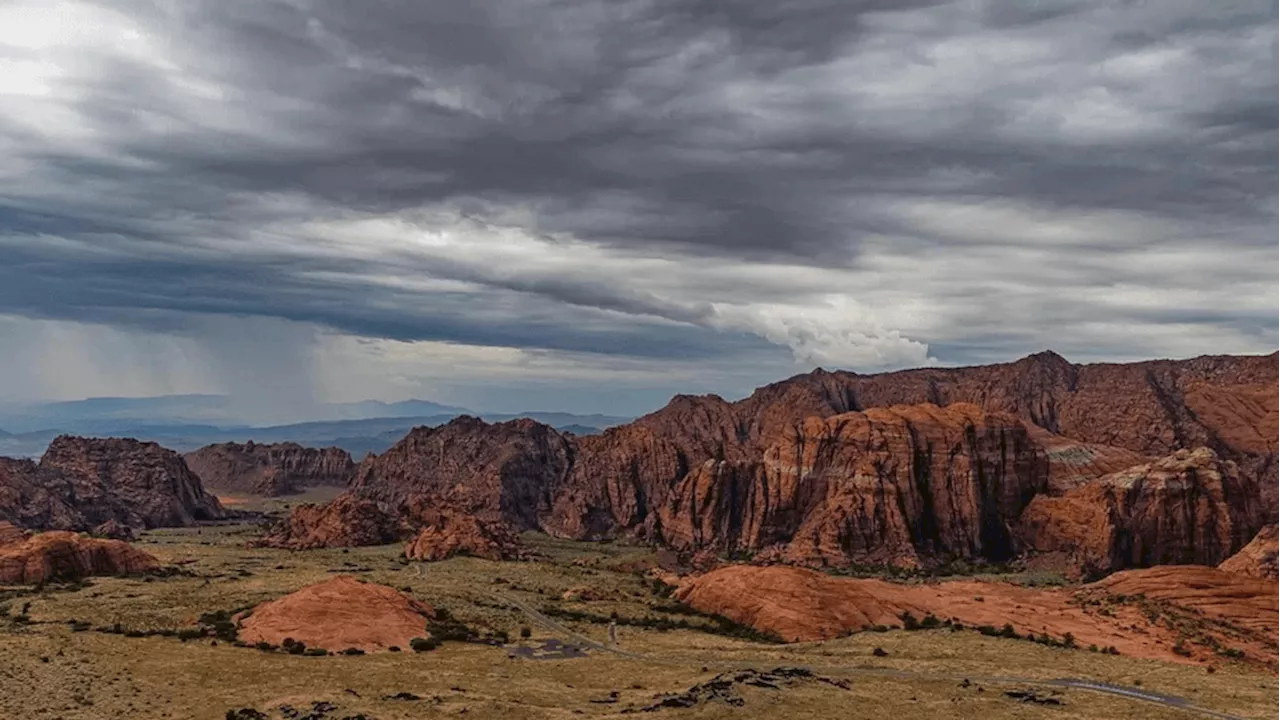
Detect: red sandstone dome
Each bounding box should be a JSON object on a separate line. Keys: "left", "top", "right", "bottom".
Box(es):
{"left": 236, "top": 576, "right": 436, "bottom": 653}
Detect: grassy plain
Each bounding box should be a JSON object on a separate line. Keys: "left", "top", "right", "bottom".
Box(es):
{"left": 0, "top": 522, "right": 1274, "bottom": 719}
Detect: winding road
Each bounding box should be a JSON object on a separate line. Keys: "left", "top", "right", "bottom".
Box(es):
{"left": 491, "top": 591, "right": 1252, "bottom": 720}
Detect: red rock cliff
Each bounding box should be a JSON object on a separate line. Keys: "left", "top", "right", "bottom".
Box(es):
{"left": 1017, "top": 447, "right": 1265, "bottom": 576}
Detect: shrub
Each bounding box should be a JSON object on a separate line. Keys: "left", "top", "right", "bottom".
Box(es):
{"left": 287, "top": 641, "right": 307, "bottom": 655}
{"left": 999, "top": 624, "right": 1019, "bottom": 639}
{"left": 520, "top": 626, "right": 532, "bottom": 639}
{"left": 303, "top": 648, "right": 328, "bottom": 657}
{"left": 900, "top": 612, "right": 921, "bottom": 631}
{"left": 177, "top": 628, "right": 205, "bottom": 641}
{"left": 1062, "top": 632, "right": 1076, "bottom": 649}
{"left": 254, "top": 642, "right": 275, "bottom": 652}
{"left": 1172, "top": 640, "right": 1191, "bottom": 657}
{"left": 872, "top": 647, "right": 889, "bottom": 657}
{"left": 388, "top": 646, "right": 401, "bottom": 652}
{"left": 341, "top": 648, "right": 365, "bottom": 656}
{"left": 410, "top": 637, "right": 439, "bottom": 652}
{"left": 920, "top": 613, "right": 941, "bottom": 629}
{"left": 1216, "top": 647, "right": 1245, "bottom": 659}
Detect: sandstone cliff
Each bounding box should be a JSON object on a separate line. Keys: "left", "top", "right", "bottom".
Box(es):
{"left": 184, "top": 441, "right": 355, "bottom": 496}
{"left": 1017, "top": 448, "right": 1265, "bottom": 576}
{"left": 0, "top": 522, "right": 159, "bottom": 585}
{"left": 266, "top": 405, "right": 1047, "bottom": 567}
{"left": 0, "top": 436, "right": 224, "bottom": 535}
{"left": 653, "top": 404, "right": 1048, "bottom": 568}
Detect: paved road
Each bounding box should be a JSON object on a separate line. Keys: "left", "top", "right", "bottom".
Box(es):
{"left": 491, "top": 591, "right": 1251, "bottom": 720}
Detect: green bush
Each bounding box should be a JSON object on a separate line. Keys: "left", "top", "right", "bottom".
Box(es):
{"left": 520, "top": 626, "right": 532, "bottom": 639}
{"left": 303, "top": 648, "right": 328, "bottom": 657}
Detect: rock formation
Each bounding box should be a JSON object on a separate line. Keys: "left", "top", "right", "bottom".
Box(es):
{"left": 0, "top": 522, "right": 159, "bottom": 584}
{"left": 235, "top": 576, "right": 435, "bottom": 652}
{"left": 403, "top": 508, "right": 533, "bottom": 562}
{"left": 266, "top": 406, "right": 1047, "bottom": 568}
{"left": 0, "top": 436, "right": 224, "bottom": 535}
{"left": 347, "top": 416, "right": 573, "bottom": 529}
{"left": 262, "top": 352, "right": 1275, "bottom": 571}
{"left": 1219, "top": 524, "right": 1278, "bottom": 579}
{"left": 184, "top": 442, "right": 355, "bottom": 496}
{"left": 257, "top": 495, "right": 402, "bottom": 550}
{"left": 1017, "top": 448, "right": 1265, "bottom": 576}
{"left": 674, "top": 563, "right": 1278, "bottom": 665}
{"left": 654, "top": 404, "right": 1048, "bottom": 568}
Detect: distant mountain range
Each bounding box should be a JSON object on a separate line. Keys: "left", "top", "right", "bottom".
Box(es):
{"left": 0, "top": 395, "right": 633, "bottom": 458}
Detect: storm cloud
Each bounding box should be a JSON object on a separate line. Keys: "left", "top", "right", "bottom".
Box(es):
{"left": 0, "top": 0, "right": 1274, "bottom": 414}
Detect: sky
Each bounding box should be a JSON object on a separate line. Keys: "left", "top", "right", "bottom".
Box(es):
{"left": 0, "top": 0, "right": 1275, "bottom": 419}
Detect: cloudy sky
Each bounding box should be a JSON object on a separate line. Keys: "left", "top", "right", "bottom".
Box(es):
{"left": 0, "top": 0, "right": 1275, "bottom": 419}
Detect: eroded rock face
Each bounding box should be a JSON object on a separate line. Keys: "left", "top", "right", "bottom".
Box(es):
{"left": 0, "top": 437, "right": 224, "bottom": 535}
{"left": 1017, "top": 448, "right": 1264, "bottom": 576}
{"left": 0, "top": 523, "right": 159, "bottom": 585}
{"left": 348, "top": 417, "right": 574, "bottom": 530}
{"left": 236, "top": 576, "right": 435, "bottom": 652}
{"left": 656, "top": 404, "right": 1048, "bottom": 567}
{"left": 266, "top": 405, "right": 1045, "bottom": 567}
{"left": 403, "top": 509, "right": 533, "bottom": 562}
{"left": 184, "top": 442, "right": 355, "bottom": 496}
{"left": 1219, "top": 525, "right": 1279, "bottom": 580}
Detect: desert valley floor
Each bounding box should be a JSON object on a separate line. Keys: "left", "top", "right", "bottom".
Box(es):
{"left": 1, "top": 513, "right": 1276, "bottom": 720}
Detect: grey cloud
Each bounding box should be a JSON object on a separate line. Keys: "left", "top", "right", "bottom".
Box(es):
{"left": 0, "top": 0, "right": 1274, "bottom": 406}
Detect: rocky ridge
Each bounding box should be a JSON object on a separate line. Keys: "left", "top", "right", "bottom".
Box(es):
{"left": 184, "top": 441, "right": 355, "bottom": 496}
{"left": 260, "top": 351, "right": 1276, "bottom": 571}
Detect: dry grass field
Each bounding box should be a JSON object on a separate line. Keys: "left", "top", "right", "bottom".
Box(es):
{"left": 0, "top": 523, "right": 1275, "bottom": 720}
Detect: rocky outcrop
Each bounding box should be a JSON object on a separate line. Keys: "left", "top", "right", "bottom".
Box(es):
{"left": 235, "top": 576, "right": 435, "bottom": 652}
{"left": 348, "top": 417, "right": 574, "bottom": 530}
{"left": 257, "top": 495, "right": 402, "bottom": 550}
{"left": 1017, "top": 448, "right": 1264, "bottom": 576}
{"left": 1219, "top": 525, "right": 1278, "bottom": 579}
{"left": 0, "top": 436, "right": 224, "bottom": 535}
{"left": 0, "top": 523, "right": 159, "bottom": 584}
{"left": 675, "top": 563, "right": 1278, "bottom": 665}
{"left": 184, "top": 441, "right": 355, "bottom": 496}
{"left": 403, "top": 509, "right": 533, "bottom": 562}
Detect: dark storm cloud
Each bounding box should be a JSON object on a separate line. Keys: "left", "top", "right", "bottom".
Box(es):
{"left": 0, "top": 0, "right": 1274, "bottom": 380}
